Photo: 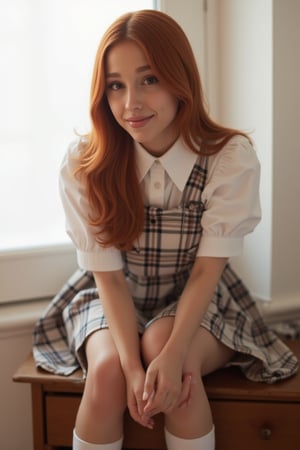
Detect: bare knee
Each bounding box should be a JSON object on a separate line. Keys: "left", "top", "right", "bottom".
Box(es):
{"left": 81, "top": 330, "right": 128, "bottom": 417}
{"left": 83, "top": 351, "right": 127, "bottom": 416}
{"left": 141, "top": 317, "right": 174, "bottom": 366}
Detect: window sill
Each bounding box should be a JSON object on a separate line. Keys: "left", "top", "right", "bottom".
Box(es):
{"left": 0, "top": 244, "right": 77, "bottom": 303}
{"left": 0, "top": 298, "right": 50, "bottom": 338}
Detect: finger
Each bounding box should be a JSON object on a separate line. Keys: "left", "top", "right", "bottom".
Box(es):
{"left": 187, "top": 374, "right": 196, "bottom": 405}
{"left": 135, "top": 414, "right": 154, "bottom": 429}
{"left": 143, "top": 388, "right": 155, "bottom": 409}
{"left": 143, "top": 390, "right": 160, "bottom": 415}
{"left": 177, "top": 373, "right": 192, "bottom": 408}
{"left": 140, "top": 414, "right": 155, "bottom": 429}
{"left": 137, "top": 399, "right": 144, "bottom": 417}
{"left": 128, "top": 402, "right": 154, "bottom": 429}
{"left": 180, "top": 374, "right": 196, "bottom": 408}
{"left": 145, "top": 389, "right": 177, "bottom": 415}
{"left": 127, "top": 397, "right": 140, "bottom": 420}
{"left": 144, "top": 388, "right": 169, "bottom": 416}
{"left": 143, "top": 369, "right": 157, "bottom": 402}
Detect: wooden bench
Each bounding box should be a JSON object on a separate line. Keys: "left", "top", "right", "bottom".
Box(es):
{"left": 13, "top": 340, "right": 300, "bottom": 450}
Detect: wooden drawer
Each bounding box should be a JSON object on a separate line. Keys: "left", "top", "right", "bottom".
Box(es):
{"left": 45, "top": 394, "right": 300, "bottom": 450}
{"left": 211, "top": 400, "right": 300, "bottom": 450}
{"left": 45, "top": 394, "right": 166, "bottom": 449}
{"left": 46, "top": 395, "right": 80, "bottom": 446}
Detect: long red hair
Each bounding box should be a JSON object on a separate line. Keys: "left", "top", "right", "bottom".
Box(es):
{"left": 76, "top": 9, "right": 248, "bottom": 250}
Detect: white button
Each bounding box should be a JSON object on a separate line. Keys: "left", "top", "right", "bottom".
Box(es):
{"left": 154, "top": 181, "right": 161, "bottom": 189}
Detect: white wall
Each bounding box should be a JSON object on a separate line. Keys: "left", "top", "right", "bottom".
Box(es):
{"left": 0, "top": 299, "right": 48, "bottom": 450}
{"left": 163, "top": 0, "right": 278, "bottom": 304}
{"left": 0, "top": 330, "right": 33, "bottom": 450}
{"left": 159, "top": 0, "right": 206, "bottom": 74}
{"left": 272, "top": 0, "right": 300, "bottom": 305}
{"left": 214, "top": 0, "right": 273, "bottom": 300}
{"left": 214, "top": 0, "right": 300, "bottom": 316}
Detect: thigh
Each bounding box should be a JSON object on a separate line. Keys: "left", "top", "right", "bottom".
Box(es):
{"left": 142, "top": 317, "right": 234, "bottom": 375}
{"left": 185, "top": 326, "right": 235, "bottom": 376}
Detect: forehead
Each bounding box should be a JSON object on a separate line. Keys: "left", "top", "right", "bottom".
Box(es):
{"left": 105, "top": 40, "right": 151, "bottom": 74}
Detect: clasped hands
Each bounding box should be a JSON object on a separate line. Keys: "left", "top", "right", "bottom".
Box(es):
{"left": 126, "top": 358, "right": 195, "bottom": 429}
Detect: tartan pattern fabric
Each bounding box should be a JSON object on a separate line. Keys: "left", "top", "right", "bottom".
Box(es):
{"left": 33, "top": 157, "right": 299, "bottom": 382}
{"left": 33, "top": 269, "right": 96, "bottom": 375}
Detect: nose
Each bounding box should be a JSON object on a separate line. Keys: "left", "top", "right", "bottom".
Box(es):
{"left": 125, "top": 86, "right": 142, "bottom": 110}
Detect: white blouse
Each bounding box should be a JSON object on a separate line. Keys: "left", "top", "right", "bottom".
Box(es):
{"left": 59, "top": 135, "right": 261, "bottom": 271}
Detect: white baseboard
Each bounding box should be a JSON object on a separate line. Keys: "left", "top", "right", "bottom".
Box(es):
{"left": 256, "top": 294, "right": 300, "bottom": 324}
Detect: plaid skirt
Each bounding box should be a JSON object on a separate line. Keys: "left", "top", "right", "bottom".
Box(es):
{"left": 33, "top": 265, "right": 299, "bottom": 383}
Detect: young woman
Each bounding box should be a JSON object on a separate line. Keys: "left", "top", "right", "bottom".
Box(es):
{"left": 33, "top": 9, "right": 298, "bottom": 450}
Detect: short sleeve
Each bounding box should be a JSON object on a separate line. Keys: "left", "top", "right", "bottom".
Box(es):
{"left": 197, "top": 136, "right": 261, "bottom": 257}
{"left": 59, "top": 140, "right": 123, "bottom": 271}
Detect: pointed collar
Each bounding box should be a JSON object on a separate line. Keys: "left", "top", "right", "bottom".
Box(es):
{"left": 134, "top": 138, "right": 198, "bottom": 192}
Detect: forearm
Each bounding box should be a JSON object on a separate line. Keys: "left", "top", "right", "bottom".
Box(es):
{"left": 93, "top": 270, "right": 142, "bottom": 372}
{"left": 94, "top": 270, "right": 155, "bottom": 429}
{"left": 142, "top": 258, "right": 228, "bottom": 416}
{"left": 165, "top": 257, "right": 228, "bottom": 358}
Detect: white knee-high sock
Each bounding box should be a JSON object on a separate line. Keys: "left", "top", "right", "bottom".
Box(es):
{"left": 164, "top": 426, "right": 215, "bottom": 450}
{"left": 73, "top": 429, "right": 123, "bottom": 450}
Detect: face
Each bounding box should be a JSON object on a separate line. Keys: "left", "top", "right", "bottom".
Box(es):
{"left": 105, "top": 40, "right": 179, "bottom": 156}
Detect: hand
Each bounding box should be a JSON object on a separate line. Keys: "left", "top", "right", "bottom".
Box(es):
{"left": 176, "top": 372, "right": 195, "bottom": 408}
{"left": 142, "top": 353, "right": 194, "bottom": 416}
{"left": 143, "top": 372, "right": 194, "bottom": 416}
{"left": 124, "top": 366, "right": 155, "bottom": 429}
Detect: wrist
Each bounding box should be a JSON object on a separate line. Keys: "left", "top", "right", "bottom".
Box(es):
{"left": 120, "top": 356, "right": 143, "bottom": 375}
{"left": 163, "top": 335, "right": 189, "bottom": 362}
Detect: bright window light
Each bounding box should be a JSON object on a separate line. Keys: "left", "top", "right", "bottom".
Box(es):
{"left": 0, "top": 0, "right": 155, "bottom": 252}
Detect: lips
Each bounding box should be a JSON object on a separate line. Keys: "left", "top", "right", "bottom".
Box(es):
{"left": 125, "top": 115, "right": 154, "bottom": 128}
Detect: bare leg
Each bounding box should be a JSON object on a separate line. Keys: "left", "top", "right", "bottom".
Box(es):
{"left": 75, "top": 329, "right": 127, "bottom": 444}
{"left": 141, "top": 318, "right": 234, "bottom": 439}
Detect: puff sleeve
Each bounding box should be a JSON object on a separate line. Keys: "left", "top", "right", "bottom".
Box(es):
{"left": 59, "top": 140, "right": 123, "bottom": 271}
{"left": 197, "top": 136, "right": 261, "bottom": 257}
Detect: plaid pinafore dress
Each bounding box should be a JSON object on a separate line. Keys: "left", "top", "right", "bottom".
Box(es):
{"left": 33, "top": 157, "right": 299, "bottom": 382}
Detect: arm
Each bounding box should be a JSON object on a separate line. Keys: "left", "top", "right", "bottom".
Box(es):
{"left": 93, "top": 270, "right": 153, "bottom": 428}
{"left": 143, "top": 256, "right": 227, "bottom": 414}
{"left": 143, "top": 138, "right": 260, "bottom": 414}
{"left": 164, "top": 256, "right": 228, "bottom": 359}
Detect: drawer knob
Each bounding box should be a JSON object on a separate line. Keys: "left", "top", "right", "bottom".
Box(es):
{"left": 260, "top": 427, "right": 272, "bottom": 440}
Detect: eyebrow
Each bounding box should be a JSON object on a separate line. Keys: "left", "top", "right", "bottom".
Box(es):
{"left": 106, "top": 65, "right": 152, "bottom": 78}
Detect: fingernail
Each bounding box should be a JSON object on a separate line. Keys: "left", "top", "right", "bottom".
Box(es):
{"left": 142, "top": 391, "right": 148, "bottom": 401}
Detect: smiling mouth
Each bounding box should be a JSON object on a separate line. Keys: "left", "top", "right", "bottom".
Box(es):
{"left": 125, "top": 115, "right": 154, "bottom": 128}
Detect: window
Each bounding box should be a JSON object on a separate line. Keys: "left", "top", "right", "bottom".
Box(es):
{"left": 1, "top": 0, "right": 156, "bottom": 252}
{"left": 0, "top": 0, "right": 205, "bottom": 303}
{"left": 0, "top": 0, "right": 156, "bottom": 303}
